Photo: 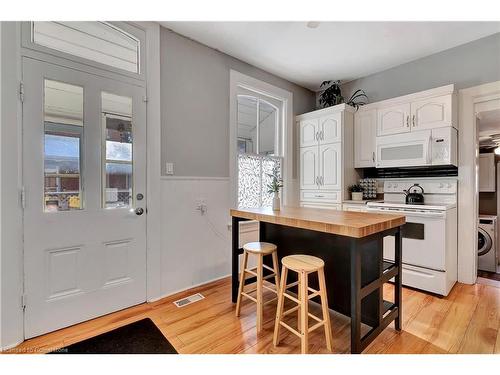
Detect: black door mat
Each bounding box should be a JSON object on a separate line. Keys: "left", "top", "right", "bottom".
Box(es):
{"left": 49, "top": 318, "right": 178, "bottom": 354}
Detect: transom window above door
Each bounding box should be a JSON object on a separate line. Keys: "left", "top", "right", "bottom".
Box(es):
{"left": 31, "top": 22, "right": 140, "bottom": 74}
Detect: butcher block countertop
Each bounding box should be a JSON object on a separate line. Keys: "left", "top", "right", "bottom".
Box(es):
{"left": 230, "top": 206, "right": 405, "bottom": 238}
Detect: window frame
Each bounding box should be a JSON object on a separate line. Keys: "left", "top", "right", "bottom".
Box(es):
{"left": 229, "top": 70, "right": 294, "bottom": 209}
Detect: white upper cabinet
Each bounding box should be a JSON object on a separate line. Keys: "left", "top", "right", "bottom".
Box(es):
{"left": 300, "top": 146, "right": 319, "bottom": 190}
{"left": 377, "top": 103, "right": 411, "bottom": 136}
{"left": 375, "top": 87, "right": 456, "bottom": 138}
{"left": 319, "top": 143, "right": 342, "bottom": 190}
{"left": 319, "top": 112, "right": 342, "bottom": 144}
{"left": 410, "top": 94, "right": 453, "bottom": 130}
{"left": 354, "top": 108, "right": 377, "bottom": 168}
{"left": 299, "top": 119, "right": 319, "bottom": 148}
{"left": 479, "top": 153, "right": 496, "bottom": 192}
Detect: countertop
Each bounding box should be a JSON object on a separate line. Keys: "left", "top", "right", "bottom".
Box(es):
{"left": 230, "top": 206, "right": 405, "bottom": 238}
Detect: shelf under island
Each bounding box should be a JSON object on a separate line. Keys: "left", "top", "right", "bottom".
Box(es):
{"left": 230, "top": 206, "right": 406, "bottom": 354}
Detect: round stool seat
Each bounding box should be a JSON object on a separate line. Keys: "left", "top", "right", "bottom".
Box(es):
{"left": 243, "top": 241, "right": 277, "bottom": 255}
{"left": 282, "top": 254, "right": 324, "bottom": 272}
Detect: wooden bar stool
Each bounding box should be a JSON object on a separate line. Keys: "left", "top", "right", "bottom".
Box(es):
{"left": 273, "top": 254, "right": 333, "bottom": 354}
{"left": 235, "top": 242, "right": 281, "bottom": 333}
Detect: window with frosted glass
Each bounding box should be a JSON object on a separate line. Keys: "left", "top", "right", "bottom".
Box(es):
{"left": 236, "top": 94, "right": 281, "bottom": 208}
{"left": 102, "top": 92, "right": 133, "bottom": 208}
{"left": 44, "top": 80, "right": 84, "bottom": 212}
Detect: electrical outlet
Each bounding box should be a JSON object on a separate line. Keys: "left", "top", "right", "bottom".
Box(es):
{"left": 196, "top": 199, "right": 207, "bottom": 215}
{"left": 166, "top": 162, "right": 174, "bottom": 175}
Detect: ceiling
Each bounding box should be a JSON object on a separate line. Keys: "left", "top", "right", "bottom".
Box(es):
{"left": 160, "top": 22, "right": 500, "bottom": 90}
{"left": 478, "top": 109, "right": 500, "bottom": 149}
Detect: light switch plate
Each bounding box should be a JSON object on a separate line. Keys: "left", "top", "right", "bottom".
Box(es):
{"left": 166, "top": 162, "right": 174, "bottom": 175}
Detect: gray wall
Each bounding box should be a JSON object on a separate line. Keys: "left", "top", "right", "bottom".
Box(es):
{"left": 160, "top": 27, "right": 316, "bottom": 177}
{"left": 341, "top": 33, "right": 500, "bottom": 104}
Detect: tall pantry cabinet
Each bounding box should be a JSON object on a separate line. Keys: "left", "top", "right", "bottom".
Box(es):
{"left": 297, "top": 104, "right": 358, "bottom": 210}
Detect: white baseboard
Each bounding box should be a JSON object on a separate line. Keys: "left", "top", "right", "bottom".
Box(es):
{"left": 0, "top": 339, "right": 24, "bottom": 352}
{"left": 147, "top": 274, "right": 231, "bottom": 303}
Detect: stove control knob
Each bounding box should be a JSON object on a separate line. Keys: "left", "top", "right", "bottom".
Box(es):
{"left": 439, "top": 183, "right": 444, "bottom": 188}
{"left": 387, "top": 183, "right": 392, "bottom": 189}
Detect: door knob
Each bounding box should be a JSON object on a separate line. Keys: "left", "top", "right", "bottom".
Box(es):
{"left": 135, "top": 207, "right": 144, "bottom": 216}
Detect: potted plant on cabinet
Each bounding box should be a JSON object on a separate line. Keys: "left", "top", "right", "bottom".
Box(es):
{"left": 318, "top": 80, "right": 368, "bottom": 110}
{"left": 349, "top": 184, "right": 365, "bottom": 201}
{"left": 267, "top": 166, "right": 283, "bottom": 211}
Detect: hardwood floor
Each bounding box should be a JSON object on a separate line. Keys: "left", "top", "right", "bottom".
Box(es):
{"left": 6, "top": 277, "right": 500, "bottom": 354}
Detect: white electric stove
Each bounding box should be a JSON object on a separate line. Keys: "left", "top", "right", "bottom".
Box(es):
{"left": 366, "top": 179, "right": 458, "bottom": 296}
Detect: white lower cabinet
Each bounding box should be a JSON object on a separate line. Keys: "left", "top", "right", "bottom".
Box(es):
{"left": 299, "top": 146, "right": 319, "bottom": 190}
{"left": 319, "top": 143, "right": 342, "bottom": 190}
{"left": 300, "top": 190, "right": 341, "bottom": 204}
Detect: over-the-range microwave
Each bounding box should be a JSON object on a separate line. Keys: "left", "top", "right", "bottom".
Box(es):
{"left": 375, "top": 127, "right": 457, "bottom": 168}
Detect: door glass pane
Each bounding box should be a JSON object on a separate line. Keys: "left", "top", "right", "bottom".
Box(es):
{"left": 259, "top": 100, "right": 276, "bottom": 156}
{"left": 44, "top": 80, "right": 83, "bottom": 212}
{"left": 102, "top": 92, "right": 133, "bottom": 208}
{"left": 237, "top": 95, "right": 257, "bottom": 154}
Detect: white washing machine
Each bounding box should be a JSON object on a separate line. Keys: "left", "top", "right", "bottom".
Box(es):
{"left": 478, "top": 215, "right": 498, "bottom": 273}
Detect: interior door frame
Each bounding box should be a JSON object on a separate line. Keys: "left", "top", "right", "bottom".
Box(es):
{"left": 458, "top": 80, "right": 500, "bottom": 285}
{"left": 0, "top": 21, "right": 162, "bottom": 350}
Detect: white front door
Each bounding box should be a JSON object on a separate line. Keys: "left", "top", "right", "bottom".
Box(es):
{"left": 23, "top": 58, "right": 147, "bottom": 338}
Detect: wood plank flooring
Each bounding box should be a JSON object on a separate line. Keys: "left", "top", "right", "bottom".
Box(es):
{"left": 5, "top": 277, "right": 500, "bottom": 354}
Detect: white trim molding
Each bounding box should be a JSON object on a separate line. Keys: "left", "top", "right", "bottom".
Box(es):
{"left": 0, "top": 21, "right": 24, "bottom": 350}
{"left": 161, "top": 176, "right": 229, "bottom": 181}
{"left": 137, "top": 21, "right": 162, "bottom": 302}
{"left": 458, "top": 80, "right": 500, "bottom": 284}
{"left": 229, "top": 70, "right": 294, "bottom": 208}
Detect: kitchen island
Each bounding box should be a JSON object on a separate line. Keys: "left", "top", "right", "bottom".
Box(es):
{"left": 230, "top": 206, "right": 406, "bottom": 354}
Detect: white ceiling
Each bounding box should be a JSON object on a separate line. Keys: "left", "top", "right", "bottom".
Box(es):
{"left": 479, "top": 109, "right": 500, "bottom": 145}
{"left": 160, "top": 22, "right": 500, "bottom": 91}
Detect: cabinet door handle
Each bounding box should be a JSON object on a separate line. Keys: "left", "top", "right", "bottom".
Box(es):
{"left": 412, "top": 115, "right": 416, "bottom": 126}
{"left": 320, "top": 176, "right": 324, "bottom": 185}
{"left": 320, "top": 130, "right": 324, "bottom": 140}
{"left": 372, "top": 151, "right": 375, "bottom": 162}
{"left": 406, "top": 115, "right": 410, "bottom": 127}
{"left": 315, "top": 131, "right": 319, "bottom": 141}
{"left": 315, "top": 176, "right": 319, "bottom": 185}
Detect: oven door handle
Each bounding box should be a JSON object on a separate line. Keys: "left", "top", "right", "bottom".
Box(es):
{"left": 367, "top": 208, "right": 446, "bottom": 218}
